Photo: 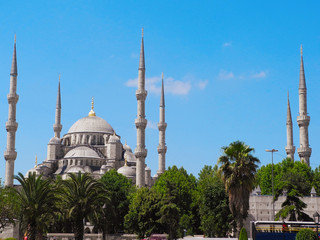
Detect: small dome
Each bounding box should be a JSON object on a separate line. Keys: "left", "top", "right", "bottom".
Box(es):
{"left": 124, "top": 151, "right": 136, "bottom": 162}
{"left": 25, "top": 168, "right": 36, "bottom": 177}
{"left": 123, "top": 143, "right": 132, "bottom": 152}
{"left": 67, "top": 166, "right": 86, "bottom": 174}
{"left": 101, "top": 165, "right": 108, "bottom": 170}
{"left": 117, "top": 165, "right": 135, "bottom": 178}
{"left": 64, "top": 146, "right": 101, "bottom": 159}
{"left": 68, "top": 116, "right": 114, "bottom": 134}
{"left": 108, "top": 134, "right": 120, "bottom": 143}
{"left": 49, "top": 137, "right": 61, "bottom": 145}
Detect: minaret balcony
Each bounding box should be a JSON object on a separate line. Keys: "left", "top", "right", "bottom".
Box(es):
{"left": 4, "top": 150, "right": 17, "bottom": 160}
{"left": 7, "top": 93, "right": 19, "bottom": 103}
{"left": 135, "top": 148, "right": 148, "bottom": 158}
{"left": 297, "top": 147, "right": 312, "bottom": 157}
{"left": 158, "top": 122, "right": 167, "bottom": 131}
{"left": 285, "top": 145, "right": 295, "bottom": 153}
{"left": 135, "top": 119, "right": 147, "bottom": 128}
{"left": 53, "top": 123, "right": 62, "bottom": 132}
{"left": 297, "top": 115, "right": 310, "bottom": 126}
{"left": 5, "top": 122, "right": 18, "bottom": 131}
{"left": 157, "top": 145, "right": 167, "bottom": 153}
{"left": 136, "top": 89, "right": 147, "bottom": 100}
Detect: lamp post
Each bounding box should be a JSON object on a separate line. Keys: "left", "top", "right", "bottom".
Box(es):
{"left": 266, "top": 149, "right": 278, "bottom": 221}
{"left": 313, "top": 211, "right": 319, "bottom": 239}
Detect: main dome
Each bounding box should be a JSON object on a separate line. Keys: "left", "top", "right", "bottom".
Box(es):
{"left": 68, "top": 116, "right": 114, "bottom": 134}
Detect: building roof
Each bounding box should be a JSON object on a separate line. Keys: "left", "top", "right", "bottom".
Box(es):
{"left": 68, "top": 116, "right": 114, "bottom": 134}
{"left": 64, "top": 146, "right": 101, "bottom": 159}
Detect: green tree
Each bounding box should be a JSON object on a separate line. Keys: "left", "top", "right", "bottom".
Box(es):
{"left": 58, "top": 172, "right": 108, "bottom": 240}
{"left": 153, "top": 166, "right": 199, "bottom": 236}
{"left": 295, "top": 228, "right": 317, "bottom": 240}
{"left": 275, "top": 170, "right": 313, "bottom": 221}
{"left": 124, "top": 187, "right": 163, "bottom": 239}
{"left": 239, "top": 227, "right": 248, "bottom": 240}
{"left": 197, "top": 165, "right": 231, "bottom": 237}
{"left": 256, "top": 158, "right": 312, "bottom": 196}
{"left": 0, "top": 181, "right": 20, "bottom": 232}
{"left": 14, "top": 172, "right": 60, "bottom": 240}
{"left": 97, "top": 170, "right": 135, "bottom": 234}
{"left": 218, "top": 141, "right": 260, "bottom": 236}
{"left": 312, "top": 167, "right": 320, "bottom": 195}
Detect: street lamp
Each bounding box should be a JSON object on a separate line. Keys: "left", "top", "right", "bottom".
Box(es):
{"left": 266, "top": 149, "right": 278, "bottom": 221}
{"left": 313, "top": 211, "right": 319, "bottom": 239}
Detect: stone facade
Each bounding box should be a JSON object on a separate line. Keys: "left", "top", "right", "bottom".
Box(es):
{"left": 3, "top": 32, "right": 166, "bottom": 187}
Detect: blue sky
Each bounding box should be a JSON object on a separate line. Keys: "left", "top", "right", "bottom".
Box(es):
{"left": 0, "top": 1, "right": 320, "bottom": 181}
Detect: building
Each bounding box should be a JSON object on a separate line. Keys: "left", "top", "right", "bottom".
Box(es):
{"left": 4, "top": 30, "right": 167, "bottom": 187}
{"left": 285, "top": 46, "right": 311, "bottom": 165}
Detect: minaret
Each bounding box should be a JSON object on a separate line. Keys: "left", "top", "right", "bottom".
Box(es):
{"left": 53, "top": 75, "right": 62, "bottom": 138}
{"left": 157, "top": 73, "right": 167, "bottom": 175}
{"left": 4, "top": 35, "right": 19, "bottom": 187}
{"left": 297, "top": 45, "right": 311, "bottom": 166}
{"left": 135, "top": 29, "right": 148, "bottom": 188}
{"left": 285, "top": 92, "right": 295, "bottom": 160}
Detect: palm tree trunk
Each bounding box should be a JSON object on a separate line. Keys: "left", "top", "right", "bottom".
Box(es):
{"left": 74, "top": 219, "right": 84, "bottom": 240}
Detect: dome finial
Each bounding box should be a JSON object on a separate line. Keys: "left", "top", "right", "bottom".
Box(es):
{"left": 34, "top": 154, "right": 37, "bottom": 168}
{"left": 88, "top": 97, "right": 96, "bottom": 117}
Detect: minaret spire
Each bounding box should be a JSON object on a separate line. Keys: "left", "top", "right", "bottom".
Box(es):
{"left": 53, "top": 74, "right": 62, "bottom": 138}
{"left": 157, "top": 72, "right": 167, "bottom": 176}
{"left": 297, "top": 45, "right": 311, "bottom": 165}
{"left": 285, "top": 92, "right": 295, "bottom": 160}
{"left": 4, "top": 35, "right": 19, "bottom": 187}
{"left": 135, "top": 28, "right": 148, "bottom": 188}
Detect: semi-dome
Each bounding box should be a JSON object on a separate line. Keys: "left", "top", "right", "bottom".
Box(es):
{"left": 68, "top": 116, "right": 114, "bottom": 134}
{"left": 67, "top": 166, "right": 86, "bottom": 174}
{"left": 108, "top": 134, "right": 120, "bottom": 143}
{"left": 64, "top": 146, "right": 101, "bottom": 159}
{"left": 123, "top": 142, "right": 132, "bottom": 152}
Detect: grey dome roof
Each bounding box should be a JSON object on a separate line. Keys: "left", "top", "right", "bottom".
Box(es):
{"left": 108, "top": 134, "right": 120, "bottom": 143}
{"left": 67, "top": 166, "right": 86, "bottom": 174}
{"left": 123, "top": 143, "right": 132, "bottom": 152}
{"left": 49, "top": 137, "right": 61, "bottom": 144}
{"left": 68, "top": 116, "right": 114, "bottom": 134}
{"left": 64, "top": 146, "right": 101, "bottom": 159}
{"left": 117, "top": 165, "right": 135, "bottom": 178}
{"left": 124, "top": 151, "right": 136, "bottom": 162}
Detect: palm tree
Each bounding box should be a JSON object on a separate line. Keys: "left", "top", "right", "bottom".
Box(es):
{"left": 58, "top": 172, "right": 108, "bottom": 240}
{"left": 14, "top": 172, "right": 60, "bottom": 240}
{"left": 218, "top": 141, "right": 260, "bottom": 236}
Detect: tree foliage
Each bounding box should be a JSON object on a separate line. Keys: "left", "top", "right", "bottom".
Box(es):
{"left": 14, "top": 172, "right": 60, "bottom": 240}
{"left": 218, "top": 141, "right": 259, "bottom": 236}
{"left": 0, "top": 181, "right": 19, "bottom": 232}
{"left": 295, "top": 228, "right": 317, "bottom": 240}
{"left": 97, "top": 170, "right": 135, "bottom": 234}
{"left": 239, "top": 227, "right": 248, "bottom": 240}
{"left": 153, "top": 166, "right": 199, "bottom": 236}
{"left": 58, "top": 172, "right": 109, "bottom": 240}
{"left": 197, "top": 165, "right": 231, "bottom": 237}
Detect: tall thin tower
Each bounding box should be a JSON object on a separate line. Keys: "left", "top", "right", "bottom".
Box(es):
{"left": 157, "top": 73, "right": 167, "bottom": 176}
{"left": 4, "top": 35, "right": 19, "bottom": 187}
{"left": 53, "top": 75, "right": 62, "bottom": 138}
{"left": 297, "top": 46, "right": 311, "bottom": 166}
{"left": 135, "top": 29, "right": 148, "bottom": 187}
{"left": 285, "top": 92, "right": 295, "bottom": 160}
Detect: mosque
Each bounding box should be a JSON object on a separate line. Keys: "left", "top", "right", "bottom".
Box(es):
{"left": 3, "top": 32, "right": 167, "bottom": 188}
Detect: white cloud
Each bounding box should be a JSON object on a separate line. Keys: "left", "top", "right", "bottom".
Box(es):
{"left": 218, "top": 70, "right": 235, "bottom": 80}
{"left": 223, "top": 41, "right": 232, "bottom": 47}
{"left": 147, "top": 120, "right": 157, "bottom": 130}
{"left": 197, "top": 80, "right": 209, "bottom": 90}
{"left": 125, "top": 76, "right": 192, "bottom": 95}
{"left": 251, "top": 71, "right": 267, "bottom": 79}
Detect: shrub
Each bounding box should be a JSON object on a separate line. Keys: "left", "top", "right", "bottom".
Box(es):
{"left": 5, "top": 238, "right": 16, "bottom": 240}
{"left": 239, "top": 227, "right": 248, "bottom": 240}
{"left": 296, "top": 229, "right": 317, "bottom": 240}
